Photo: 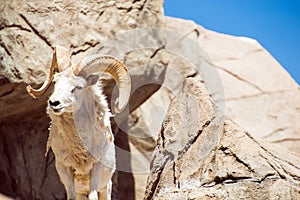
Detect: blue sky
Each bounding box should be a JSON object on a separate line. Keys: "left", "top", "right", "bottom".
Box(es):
{"left": 164, "top": 0, "right": 300, "bottom": 84}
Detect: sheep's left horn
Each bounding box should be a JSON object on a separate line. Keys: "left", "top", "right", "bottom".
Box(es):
{"left": 74, "top": 54, "right": 131, "bottom": 113}
{"left": 26, "top": 50, "right": 59, "bottom": 98}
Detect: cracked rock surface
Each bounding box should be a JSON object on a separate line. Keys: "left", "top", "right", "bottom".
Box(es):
{"left": 144, "top": 78, "right": 300, "bottom": 200}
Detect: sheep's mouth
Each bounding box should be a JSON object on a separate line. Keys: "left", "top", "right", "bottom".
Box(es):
{"left": 51, "top": 107, "right": 64, "bottom": 115}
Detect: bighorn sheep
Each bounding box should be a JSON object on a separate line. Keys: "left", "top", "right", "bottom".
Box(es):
{"left": 26, "top": 45, "right": 131, "bottom": 200}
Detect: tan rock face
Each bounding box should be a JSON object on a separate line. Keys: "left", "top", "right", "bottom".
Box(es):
{"left": 0, "top": 0, "right": 164, "bottom": 84}
{"left": 144, "top": 78, "right": 300, "bottom": 200}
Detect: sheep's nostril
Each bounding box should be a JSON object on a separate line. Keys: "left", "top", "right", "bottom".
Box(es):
{"left": 49, "top": 100, "right": 60, "bottom": 107}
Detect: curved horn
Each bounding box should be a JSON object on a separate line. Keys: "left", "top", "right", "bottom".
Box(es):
{"left": 74, "top": 54, "right": 131, "bottom": 113}
{"left": 55, "top": 45, "right": 72, "bottom": 72}
{"left": 26, "top": 46, "right": 71, "bottom": 98}
{"left": 26, "top": 49, "right": 59, "bottom": 98}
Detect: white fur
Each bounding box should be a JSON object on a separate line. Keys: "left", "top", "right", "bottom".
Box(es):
{"left": 46, "top": 68, "right": 115, "bottom": 200}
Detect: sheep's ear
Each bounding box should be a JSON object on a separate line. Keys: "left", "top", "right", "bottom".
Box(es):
{"left": 86, "top": 74, "right": 99, "bottom": 86}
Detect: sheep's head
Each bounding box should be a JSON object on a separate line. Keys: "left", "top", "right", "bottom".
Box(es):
{"left": 27, "top": 45, "right": 131, "bottom": 115}
{"left": 47, "top": 68, "right": 90, "bottom": 115}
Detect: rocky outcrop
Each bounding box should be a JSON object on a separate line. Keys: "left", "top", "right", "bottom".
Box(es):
{"left": 144, "top": 78, "right": 300, "bottom": 199}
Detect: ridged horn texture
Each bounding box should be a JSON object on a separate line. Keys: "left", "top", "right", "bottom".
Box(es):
{"left": 74, "top": 54, "right": 131, "bottom": 113}
{"left": 26, "top": 50, "right": 59, "bottom": 98}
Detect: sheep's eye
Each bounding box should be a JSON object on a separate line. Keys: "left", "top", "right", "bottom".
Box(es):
{"left": 71, "top": 86, "right": 82, "bottom": 92}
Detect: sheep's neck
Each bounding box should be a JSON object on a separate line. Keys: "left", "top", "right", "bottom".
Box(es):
{"left": 52, "top": 113, "right": 92, "bottom": 161}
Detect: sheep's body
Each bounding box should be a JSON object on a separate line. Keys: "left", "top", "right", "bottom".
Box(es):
{"left": 27, "top": 46, "right": 131, "bottom": 200}
{"left": 47, "top": 83, "right": 115, "bottom": 200}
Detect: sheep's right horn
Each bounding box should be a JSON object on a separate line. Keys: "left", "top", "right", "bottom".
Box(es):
{"left": 26, "top": 49, "right": 59, "bottom": 98}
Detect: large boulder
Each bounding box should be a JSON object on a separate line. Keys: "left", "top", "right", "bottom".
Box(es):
{"left": 144, "top": 78, "right": 300, "bottom": 199}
